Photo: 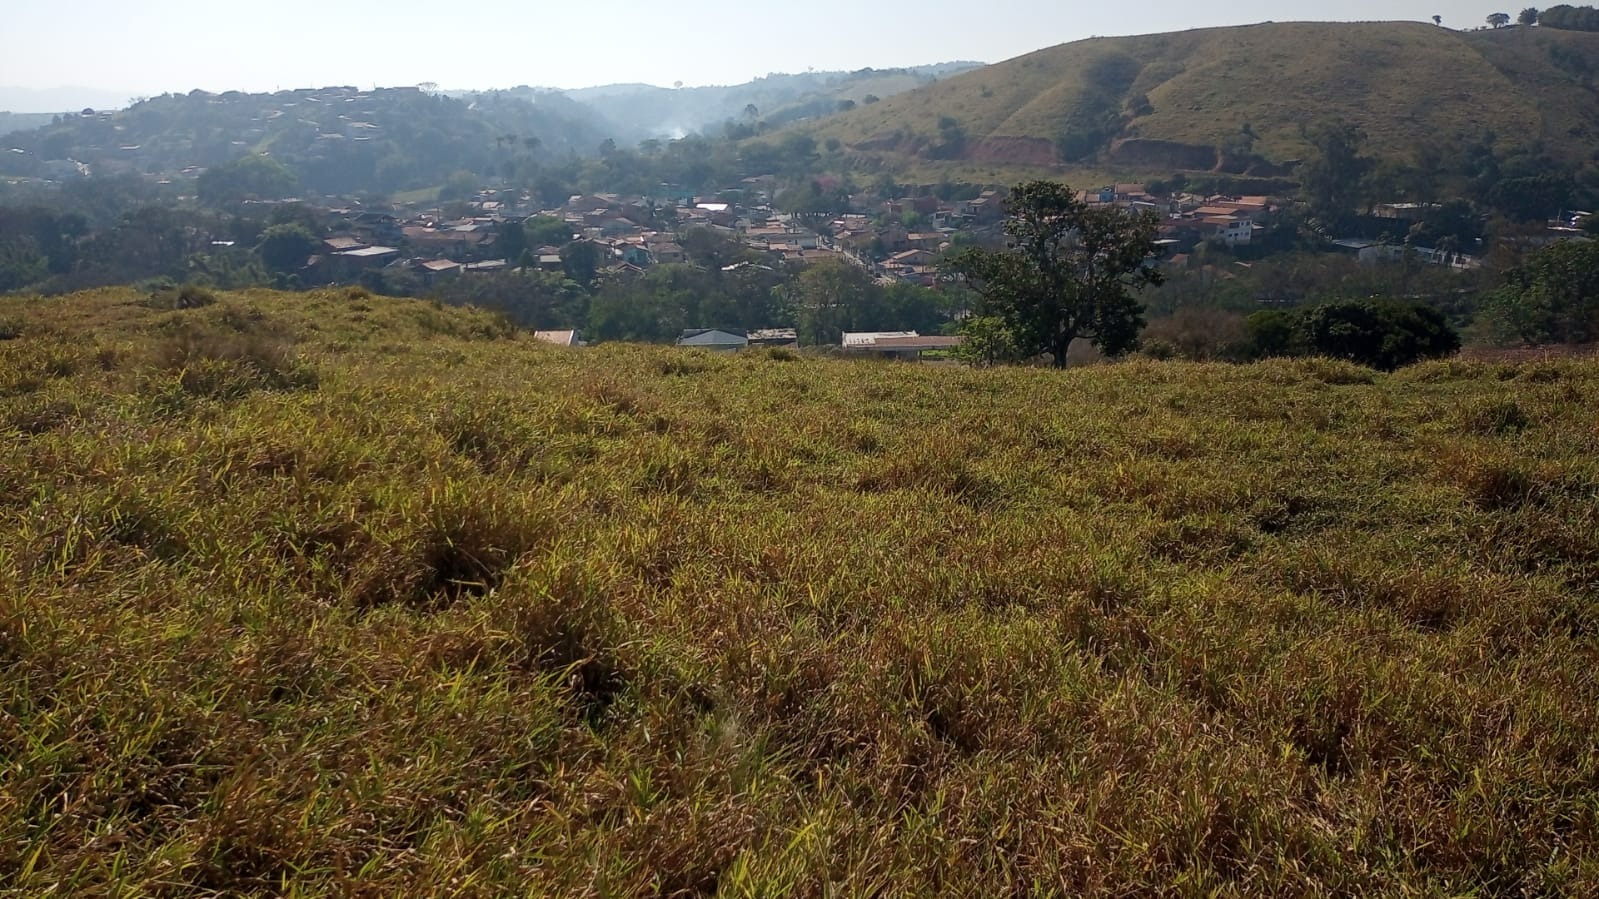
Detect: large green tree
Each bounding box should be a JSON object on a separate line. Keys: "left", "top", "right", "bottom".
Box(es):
{"left": 558, "top": 239, "right": 605, "bottom": 288}
{"left": 783, "top": 257, "right": 881, "bottom": 346}
{"left": 1299, "top": 121, "right": 1373, "bottom": 229}
{"left": 257, "top": 223, "right": 318, "bottom": 273}
{"left": 196, "top": 155, "right": 298, "bottom": 208}
{"left": 523, "top": 215, "right": 573, "bottom": 249}
{"left": 1483, "top": 238, "right": 1599, "bottom": 344}
{"left": 942, "top": 180, "right": 1162, "bottom": 367}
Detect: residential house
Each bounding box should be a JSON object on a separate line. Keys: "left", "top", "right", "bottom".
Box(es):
{"left": 1332, "top": 238, "right": 1480, "bottom": 270}
{"left": 678, "top": 329, "right": 749, "bottom": 351}
{"left": 747, "top": 328, "right": 799, "bottom": 347}
{"left": 691, "top": 202, "right": 738, "bottom": 228}
{"left": 965, "top": 189, "right": 1006, "bottom": 223}
{"left": 842, "top": 331, "right": 964, "bottom": 361}
{"left": 892, "top": 195, "right": 940, "bottom": 216}
{"left": 564, "top": 194, "right": 620, "bottom": 215}
{"left": 778, "top": 248, "right": 844, "bottom": 267}
{"left": 744, "top": 224, "right": 816, "bottom": 249}
{"left": 533, "top": 330, "right": 581, "bottom": 346}
{"left": 1203, "top": 196, "right": 1273, "bottom": 221}
{"left": 325, "top": 245, "right": 399, "bottom": 279}
{"left": 412, "top": 258, "right": 463, "bottom": 283}
{"left": 869, "top": 334, "right": 965, "bottom": 361}
{"left": 323, "top": 236, "right": 367, "bottom": 254}
{"left": 402, "top": 225, "right": 493, "bottom": 260}
{"left": 875, "top": 225, "right": 910, "bottom": 253}
{"left": 888, "top": 248, "right": 940, "bottom": 268}
{"left": 1373, "top": 202, "right": 1434, "bottom": 222}
{"left": 1206, "top": 217, "right": 1254, "bottom": 246}
{"left": 600, "top": 262, "right": 648, "bottom": 280}
{"left": 648, "top": 240, "right": 686, "bottom": 264}
{"left": 618, "top": 244, "right": 653, "bottom": 266}
{"left": 842, "top": 331, "right": 918, "bottom": 349}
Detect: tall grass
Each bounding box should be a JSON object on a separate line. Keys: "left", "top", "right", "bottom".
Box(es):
{"left": 2, "top": 287, "right": 1597, "bottom": 895}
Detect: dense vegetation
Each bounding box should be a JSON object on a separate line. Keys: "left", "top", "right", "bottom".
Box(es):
{"left": 1482, "top": 236, "right": 1599, "bottom": 344}
{"left": 3, "top": 287, "right": 1598, "bottom": 894}
{"left": 1540, "top": 4, "right": 1599, "bottom": 30}
{"left": 1243, "top": 299, "right": 1462, "bottom": 370}
{"left": 0, "top": 87, "right": 611, "bottom": 196}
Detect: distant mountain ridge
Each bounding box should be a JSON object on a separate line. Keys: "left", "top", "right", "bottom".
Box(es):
{"left": 0, "top": 85, "right": 135, "bottom": 114}
{"left": 0, "top": 59, "right": 987, "bottom": 198}
{"left": 530, "top": 62, "right": 987, "bottom": 140}
{"left": 0, "top": 112, "right": 57, "bottom": 138}
{"left": 795, "top": 22, "right": 1599, "bottom": 174}
{"left": 0, "top": 86, "right": 613, "bottom": 196}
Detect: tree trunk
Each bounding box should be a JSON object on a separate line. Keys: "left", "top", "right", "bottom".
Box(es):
{"left": 1051, "top": 336, "right": 1070, "bottom": 368}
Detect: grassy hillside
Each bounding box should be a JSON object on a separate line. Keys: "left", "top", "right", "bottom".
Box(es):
{"left": 4, "top": 288, "right": 1599, "bottom": 894}
{"left": 804, "top": 21, "right": 1599, "bottom": 174}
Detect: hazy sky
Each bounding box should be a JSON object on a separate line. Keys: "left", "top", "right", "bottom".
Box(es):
{"left": 3, "top": 1, "right": 1504, "bottom": 100}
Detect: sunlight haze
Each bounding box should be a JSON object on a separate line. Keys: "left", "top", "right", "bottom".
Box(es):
{"left": 4, "top": 1, "right": 1509, "bottom": 105}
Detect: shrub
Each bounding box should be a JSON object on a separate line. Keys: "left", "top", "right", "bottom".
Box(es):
{"left": 1243, "top": 300, "right": 1460, "bottom": 370}
{"left": 954, "top": 315, "right": 1027, "bottom": 367}
{"left": 177, "top": 284, "right": 217, "bottom": 309}
{"left": 144, "top": 282, "right": 218, "bottom": 310}
{"left": 150, "top": 325, "right": 317, "bottom": 400}
{"left": 1481, "top": 239, "right": 1599, "bottom": 345}
{"left": 1143, "top": 307, "right": 1249, "bottom": 361}
{"left": 1461, "top": 399, "right": 1531, "bottom": 436}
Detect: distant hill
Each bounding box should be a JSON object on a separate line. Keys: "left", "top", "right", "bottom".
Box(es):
{"left": 0, "top": 85, "right": 133, "bottom": 115}
{"left": 795, "top": 22, "right": 1599, "bottom": 174}
{"left": 0, "top": 86, "right": 614, "bottom": 196}
{"left": 545, "top": 63, "right": 986, "bottom": 140}
{"left": 0, "top": 112, "right": 56, "bottom": 138}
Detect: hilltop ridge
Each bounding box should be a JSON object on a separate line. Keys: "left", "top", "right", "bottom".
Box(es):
{"left": 796, "top": 21, "right": 1599, "bottom": 174}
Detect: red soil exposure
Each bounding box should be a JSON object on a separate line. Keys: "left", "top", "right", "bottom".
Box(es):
{"left": 969, "top": 136, "right": 1060, "bottom": 167}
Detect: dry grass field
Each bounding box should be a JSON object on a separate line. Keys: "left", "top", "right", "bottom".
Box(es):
{"left": 2, "top": 287, "right": 1597, "bottom": 895}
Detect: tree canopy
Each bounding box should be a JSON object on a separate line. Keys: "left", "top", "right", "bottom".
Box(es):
{"left": 196, "top": 155, "right": 298, "bottom": 208}
{"left": 1538, "top": 4, "right": 1599, "bottom": 30}
{"left": 1244, "top": 300, "right": 1460, "bottom": 370}
{"left": 1483, "top": 238, "right": 1599, "bottom": 344}
{"left": 943, "top": 181, "right": 1162, "bottom": 367}
{"left": 1298, "top": 121, "right": 1373, "bottom": 229}
{"left": 257, "top": 223, "right": 318, "bottom": 273}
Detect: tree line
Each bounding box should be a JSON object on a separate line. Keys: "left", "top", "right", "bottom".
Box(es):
{"left": 1537, "top": 5, "right": 1599, "bottom": 30}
